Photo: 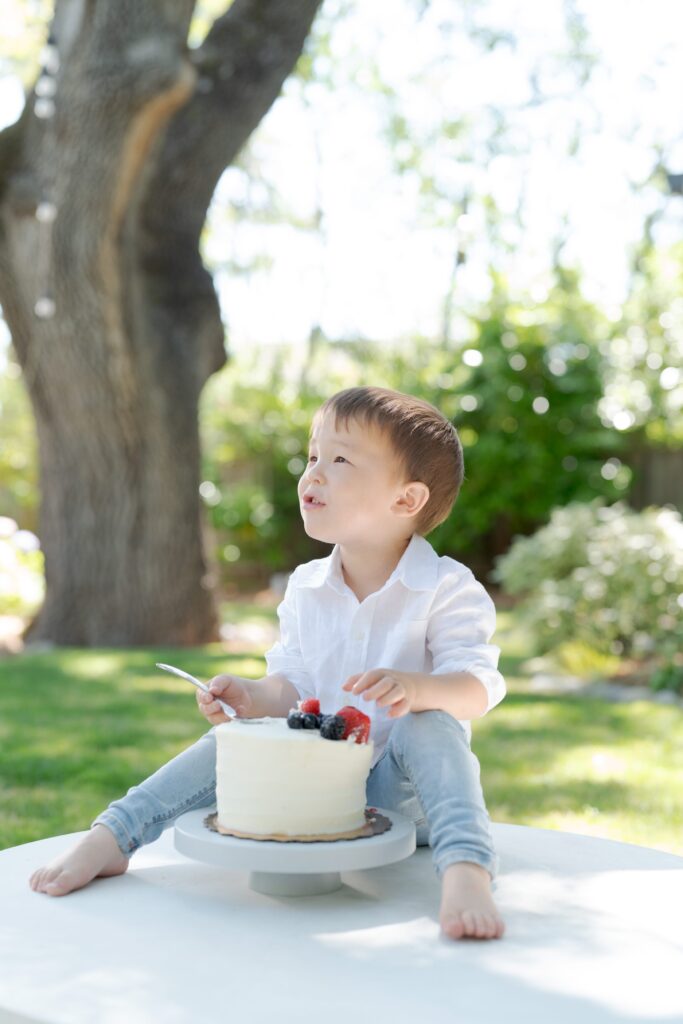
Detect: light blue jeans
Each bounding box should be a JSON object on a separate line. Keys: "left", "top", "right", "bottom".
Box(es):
{"left": 93, "top": 710, "right": 498, "bottom": 880}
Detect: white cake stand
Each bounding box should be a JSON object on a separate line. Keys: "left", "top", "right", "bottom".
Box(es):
{"left": 174, "top": 806, "right": 416, "bottom": 896}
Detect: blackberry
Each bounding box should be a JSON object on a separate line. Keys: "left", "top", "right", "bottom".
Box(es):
{"left": 320, "top": 714, "right": 345, "bottom": 740}
{"left": 301, "top": 712, "right": 320, "bottom": 729}
{"left": 287, "top": 709, "right": 304, "bottom": 729}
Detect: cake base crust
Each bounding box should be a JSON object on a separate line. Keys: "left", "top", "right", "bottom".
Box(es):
{"left": 204, "top": 808, "right": 392, "bottom": 843}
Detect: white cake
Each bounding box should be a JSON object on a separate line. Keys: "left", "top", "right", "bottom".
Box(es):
{"left": 215, "top": 717, "right": 374, "bottom": 837}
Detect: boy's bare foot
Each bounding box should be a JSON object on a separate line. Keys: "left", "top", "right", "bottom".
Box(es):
{"left": 439, "top": 861, "right": 505, "bottom": 940}
{"left": 29, "top": 824, "right": 129, "bottom": 897}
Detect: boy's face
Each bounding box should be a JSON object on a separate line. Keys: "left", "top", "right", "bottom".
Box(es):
{"left": 298, "top": 413, "right": 420, "bottom": 546}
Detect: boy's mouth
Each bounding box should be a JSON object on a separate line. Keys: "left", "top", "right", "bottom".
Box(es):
{"left": 303, "top": 494, "right": 326, "bottom": 508}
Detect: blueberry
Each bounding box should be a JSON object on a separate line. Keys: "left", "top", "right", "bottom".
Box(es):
{"left": 301, "top": 712, "right": 320, "bottom": 729}
{"left": 287, "top": 709, "right": 304, "bottom": 729}
{"left": 320, "top": 714, "right": 345, "bottom": 740}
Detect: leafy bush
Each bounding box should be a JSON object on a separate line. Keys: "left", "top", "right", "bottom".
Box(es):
{"left": 609, "top": 240, "right": 683, "bottom": 444}
{"left": 650, "top": 660, "right": 683, "bottom": 695}
{"left": 445, "top": 270, "right": 630, "bottom": 562}
{"left": 0, "top": 517, "right": 44, "bottom": 616}
{"left": 199, "top": 274, "right": 630, "bottom": 581}
{"left": 0, "top": 357, "right": 39, "bottom": 532}
{"left": 494, "top": 500, "right": 683, "bottom": 678}
{"left": 200, "top": 351, "right": 329, "bottom": 580}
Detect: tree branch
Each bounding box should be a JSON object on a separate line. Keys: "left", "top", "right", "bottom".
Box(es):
{"left": 145, "top": 0, "right": 324, "bottom": 240}
{"left": 137, "top": 0, "right": 323, "bottom": 384}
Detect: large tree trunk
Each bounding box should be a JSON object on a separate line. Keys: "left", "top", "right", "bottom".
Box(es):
{"left": 0, "top": 0, "right": 322, "bottom": 645}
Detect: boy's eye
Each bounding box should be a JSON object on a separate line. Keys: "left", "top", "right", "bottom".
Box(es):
{"left": 307, "top": 455, "right": 348, "bottom": 464}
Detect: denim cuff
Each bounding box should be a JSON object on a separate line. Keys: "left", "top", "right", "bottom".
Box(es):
{"left": 434, "top": 848, "right": 500, "bottom": 882}
{"left": 91, "top": 811, "right": 137, "bottom": 859}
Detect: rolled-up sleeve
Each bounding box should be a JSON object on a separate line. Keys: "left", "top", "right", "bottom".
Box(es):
{"left": 427, "top": 570, "right": 506, "bottom": 713}
{"left": 263, "top": 572, "right": 315, "bottom": 701}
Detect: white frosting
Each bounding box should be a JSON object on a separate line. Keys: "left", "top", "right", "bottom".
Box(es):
{"left": 215, "top": 717, "right": 374, "bottom": 836}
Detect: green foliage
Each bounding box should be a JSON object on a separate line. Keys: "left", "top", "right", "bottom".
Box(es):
{"left": 439, "top": 269, "right": 630, "bottom": 559}
{"left": 199, "top": 271, "right": 631, "bottom": 578}
{"left": 0, "top": 518, "right": 43, "bottom": 616}
{"left": 650, "top": 660, "right": 683, "bottom": 696}
{"left": 0, "top": 357, "right": 38, "bottom": 532}
{"left": 605, "top": 241, "right": 683, "bottom": 444}
{"left": 494, "top": 499, "right": 683, "bottom": 670}
{"left": 552, "top": 640, "right": 621, "bottom": 679}
{"left": 199, "top": 348, "right": 330, "bottom": 577}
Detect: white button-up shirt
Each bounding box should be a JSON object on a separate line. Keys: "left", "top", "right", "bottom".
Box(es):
{"left": 264, "top": 533, "right": 506, "bottom": 767}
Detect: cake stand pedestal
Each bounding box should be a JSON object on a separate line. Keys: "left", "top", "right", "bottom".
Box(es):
{"left": 174, "top": 806, "right": 416, "bottom": 895}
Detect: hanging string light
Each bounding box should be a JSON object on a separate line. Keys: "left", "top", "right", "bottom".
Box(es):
{"left": 33, "top": 29, "right": 59, "bottom": 320}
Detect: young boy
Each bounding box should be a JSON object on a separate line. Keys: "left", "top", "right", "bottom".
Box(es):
{"left": 30, "top": 386, "right": 506, "bottom": 940}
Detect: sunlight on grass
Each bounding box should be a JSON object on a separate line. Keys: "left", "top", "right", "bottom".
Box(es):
{"left": 475, "top": 689, "right": 683, "bottom": 857}
{"left": 59, "top": 652, "right": 130, "bottom": 678}
{"left": 586, "top": 750, "right": 628, "bottom": 779}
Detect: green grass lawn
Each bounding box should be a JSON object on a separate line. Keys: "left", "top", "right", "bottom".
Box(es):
{"left": 1, "top": 603, "right": 681, "bottom": 855}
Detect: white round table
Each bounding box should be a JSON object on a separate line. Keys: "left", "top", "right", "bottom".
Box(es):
{"left": 2, "top": 823, "right": 682, "bottom": 1024}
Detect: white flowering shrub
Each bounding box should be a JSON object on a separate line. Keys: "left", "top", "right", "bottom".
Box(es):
{"left": 494, "top": 500, "right": 683, "bottom": 666}
{"left": 0, "top": 517, "right": 44, "bottom": 616}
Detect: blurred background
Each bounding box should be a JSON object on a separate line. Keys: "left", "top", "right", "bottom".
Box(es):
{"left": 0, "top": 1, "right": 681, "bottom": 851}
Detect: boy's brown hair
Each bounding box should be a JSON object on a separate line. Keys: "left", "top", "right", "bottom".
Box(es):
{"left": 311, "top": 386, "right": 464, "bottom": 537}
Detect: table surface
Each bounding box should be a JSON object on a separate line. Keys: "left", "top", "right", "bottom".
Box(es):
{"left": 1, "top": 822, "right": 682, "bottom": 1024}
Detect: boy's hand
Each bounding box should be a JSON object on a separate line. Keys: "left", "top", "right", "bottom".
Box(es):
{"left": 341, "top": 668, "right": 419, "bottom": 718}
{"left": 196, "top": 674, "right": 254, "bottom": 725}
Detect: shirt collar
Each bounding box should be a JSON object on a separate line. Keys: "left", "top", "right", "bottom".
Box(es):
{"left": 298, "top": 533, "right": 439, "bottom": 596}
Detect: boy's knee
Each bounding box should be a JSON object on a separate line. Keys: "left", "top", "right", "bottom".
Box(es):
{"left": 389, "top": 708, "right": 471, "bottom": 757}
{"left": 391, "top": 709, "right": 466, "bottom": 746}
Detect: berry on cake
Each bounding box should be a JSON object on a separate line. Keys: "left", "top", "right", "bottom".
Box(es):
{"left": 286, "top": 700, "right": 371, "bottom": 743}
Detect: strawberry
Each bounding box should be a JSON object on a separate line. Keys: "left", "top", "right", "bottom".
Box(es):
{"left": 299, "top": 698, "right": 321, "bottom": 716}
{"left": 335, "top": 705, "right": 371, "bottom": 744}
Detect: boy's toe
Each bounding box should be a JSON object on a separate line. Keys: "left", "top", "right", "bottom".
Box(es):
{"left": 44, "top": 871, "right": 73, "bottom": 896}
{"left": 441, "top": 908, "right": 505, "bottom": 942}
{"left": 441, "top": 913, "right": 466, "bottom": 940}
{"left": 39, "top": 866, "right": 63, "bottom": 892}
{"left": 35, "top": 869, "right": 51, "bottom": 893}
{"left": 471, "top": 912, "right": 487, "bottom": 938}
{"left": 463, "top": 911, "right": 498, "bottom": 939}
{"left": 479, "top": 913, "right": 503, "bottom": 939}
{"left": 461, "top": 910, "right": 478, "bottom": 937}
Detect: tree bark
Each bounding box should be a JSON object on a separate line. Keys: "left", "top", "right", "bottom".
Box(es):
{"left": 0, "top": 0, "right": 323, "bottom": 645}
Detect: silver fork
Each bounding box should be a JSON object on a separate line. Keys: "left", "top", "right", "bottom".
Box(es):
{"left": 156, "top": 663, "right": 238, "bottom": 718}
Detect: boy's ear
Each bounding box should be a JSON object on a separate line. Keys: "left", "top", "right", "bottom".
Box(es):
{"left": 393, "top": 481, "right": 430, "bottom": 518}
